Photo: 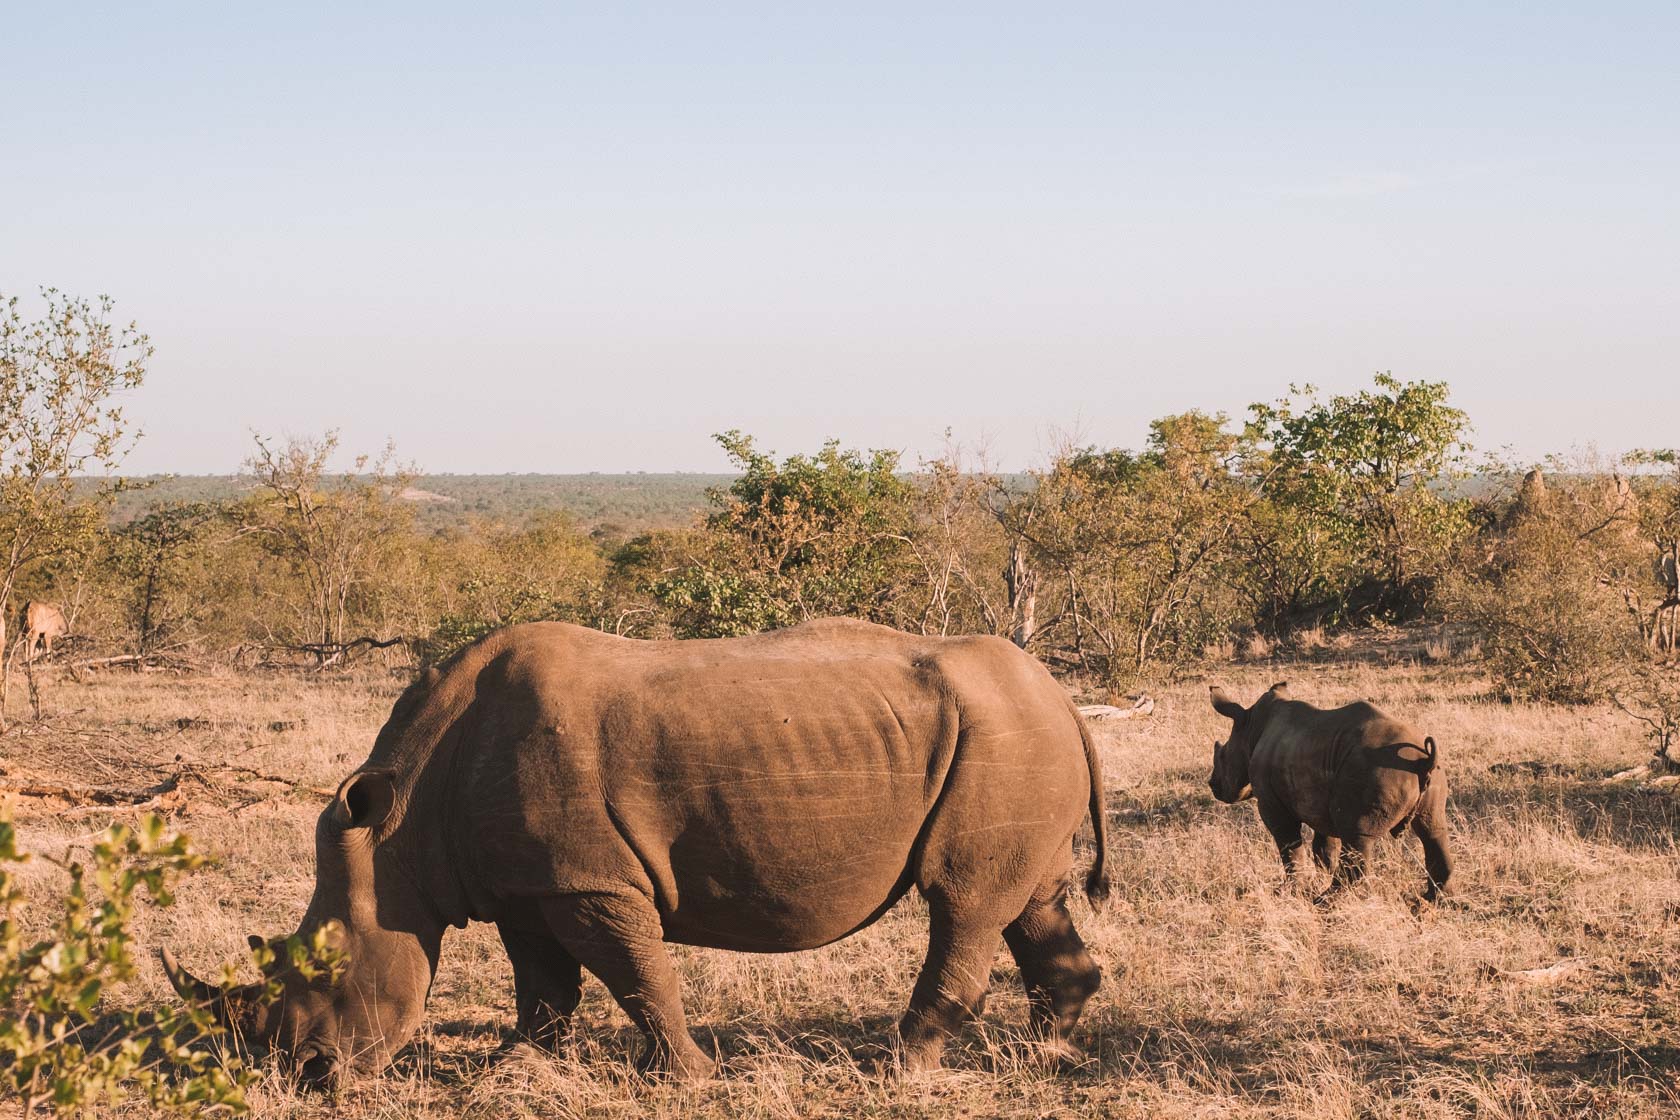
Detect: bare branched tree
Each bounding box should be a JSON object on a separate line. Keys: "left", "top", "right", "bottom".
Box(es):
{"left": 238, "top": 431, "right": 415, "bottom": 656}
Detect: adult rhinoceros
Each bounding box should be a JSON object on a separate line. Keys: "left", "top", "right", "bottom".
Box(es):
{"left": 162, "top": 619, "right": 1111, "bottom": 1085}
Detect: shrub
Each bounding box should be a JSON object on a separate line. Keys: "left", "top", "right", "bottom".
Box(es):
{"left": 0, "top": 813, "right": 247, "bottom": 1115}
{"left": 651, "top": 432, "right": 916, "bottom": 637}
{"left": 1443, "top": 471, "right": 1649, "bottom": 703}
{"left": 1011, "top": 412, "right": 1254, "bottom": 676}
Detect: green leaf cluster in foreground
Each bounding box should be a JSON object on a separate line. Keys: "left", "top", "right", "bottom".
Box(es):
{"left": 0, "top": 813, "right": 245, "bottom": 1115}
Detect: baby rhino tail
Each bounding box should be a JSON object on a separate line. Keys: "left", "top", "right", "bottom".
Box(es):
{"left": 1418, "top": 736, "right": 1438, "bottom": 797}
{"left": 1391, "top": 737, "right": 1439, "bottom": 837}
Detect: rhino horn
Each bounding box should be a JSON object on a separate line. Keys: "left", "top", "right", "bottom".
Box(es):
{"left": 159, "top": 946, "right": 219, "bottom": 1004}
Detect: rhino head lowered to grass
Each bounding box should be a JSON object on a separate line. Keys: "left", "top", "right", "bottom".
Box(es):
{"left": 161, "top": 763, "right": 438, "bottom": 1086}
{"left": 164, "top": 618, "right": 1112, "bottom": 1087}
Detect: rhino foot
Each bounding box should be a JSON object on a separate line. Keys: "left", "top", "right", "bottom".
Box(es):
{"left": 636, "top": 1036, "right": 717, "bottom": 1082}
{"left": 1409, "top": 891, "right": 1442, "bottom": 916}
{"left": 1022, "top": 1036, "right": 1086, "bottom": 1070}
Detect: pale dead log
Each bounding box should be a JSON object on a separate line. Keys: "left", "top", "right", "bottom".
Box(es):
{"left": 71, "top": 653, "right": 203, "bottom": 674}
{"left": 1079, "top": 696, "right": 1155, "bottom": 721}
{"left": 0, "top": 772, "right": 181, "bottom": 808}
{"left": 1484, "top": 957, "right": 1590, "bottom": 986}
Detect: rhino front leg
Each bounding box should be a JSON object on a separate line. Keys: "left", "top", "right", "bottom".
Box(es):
{"left": 540, "top": 894, "right": 715, "bottom": 1081}
{"left": 497, "top": 923, "right": 582, "bottom": 1052}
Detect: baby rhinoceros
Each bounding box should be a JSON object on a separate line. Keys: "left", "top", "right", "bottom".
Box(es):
{"left": 1207, "top": 682, "right": 1451, "bottom": 904}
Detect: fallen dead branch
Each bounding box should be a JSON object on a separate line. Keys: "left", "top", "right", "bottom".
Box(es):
{"left": 174, "top": 760, "right": 334, "bottom": 798}
{"left": 0, "top": 772, "right": 182, "bottom": 811}
{"left": 70, "top": 652, "right": 204, "bottom": 677}
{"left": 0, "top": 760, "right": 333, "bottom": 817}
{"left": 236, "top": 635, "right": 412, "bottom": 671}
{"left": 1483, "top": 957, "right": 1590, "bottom": 986}
{"left": 1079, "top": 695, "right": 1155, "bottom": 721}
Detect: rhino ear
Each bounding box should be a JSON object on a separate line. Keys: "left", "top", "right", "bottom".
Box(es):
{"left": 1209, "top": 686, "right": 1246, "bottom": 721}
{"left": 331, "top": 769, "right": 397, "bottom": 831}
{"left": 1269, "top": 681, "right": 1291, "bottom": 700}
{"left": 247, "top": 934, "right": 265, "bottom": 952}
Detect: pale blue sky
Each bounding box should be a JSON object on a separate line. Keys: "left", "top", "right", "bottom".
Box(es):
{"left": 3, "top": 3, "right": 1675, "bottom": 474}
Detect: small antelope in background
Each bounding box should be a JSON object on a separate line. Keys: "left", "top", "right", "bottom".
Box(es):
{"left": 18, "top": 601, "right": 68, "bottom": 662}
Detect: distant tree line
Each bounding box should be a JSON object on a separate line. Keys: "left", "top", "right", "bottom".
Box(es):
{"left": 99, "top": 471, "right": 742, "bottom": 536}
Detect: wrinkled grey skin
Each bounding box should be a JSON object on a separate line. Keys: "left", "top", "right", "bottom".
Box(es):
{"left": 164, "top": 619, "right": 1111, "bottom": 1087}
{"left": 1208, "top": 682, "right": 1452, "bottom": 905}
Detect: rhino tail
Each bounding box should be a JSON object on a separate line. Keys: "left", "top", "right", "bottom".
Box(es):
{"left": 1074, "top": 705, "right": 1112, "bottom": 907}
{"left": 1419, "top": 736, "right": 1438, "bottom": 797}
{"left": 1392, "top": 738, "right": 1439, "bottom": 837}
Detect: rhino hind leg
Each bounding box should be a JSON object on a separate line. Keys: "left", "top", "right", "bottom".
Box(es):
{"left": 498, "top": 923, "right": 583, "bottom": 1052}
{"left": 1411, "top": 805, "right": 1453, "bottom": 902}
{"left": 1257, "top": 801, "right": 1308, "bottom": 879}
{"left": 539, "top": 894, "right": 715, "bottom": 1081}
{"left": 897, "top": 898, "right": 1003, "bottom": 1074}
{"left": 1315, "top": 834, "right": 1374, "bottom": 906}
{"left": 1310, "top": 831, "right": 1341, "bottom": 871}
{"left": 1002, "top": 877, "right": 1100, "bottom": 1059}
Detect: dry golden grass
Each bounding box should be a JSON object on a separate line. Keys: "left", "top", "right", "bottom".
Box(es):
{"left": 4, "top": 646, "right": 1679, "bottom": 1118}
{"left": 1201, "top": 638, "right": 1237, "bottom": 664}
{"left": 1290, "top": 625, "right": 1328, "bottom": 655}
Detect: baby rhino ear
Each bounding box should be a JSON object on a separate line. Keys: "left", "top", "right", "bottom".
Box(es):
{"left": 331, "top": 768, "right": 397, "bottom": 831}
{"left": 1209, "top": 686, "right": 1246, "bottom": 721}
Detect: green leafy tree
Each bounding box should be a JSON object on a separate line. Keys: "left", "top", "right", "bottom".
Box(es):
{"left": 1248, "top": 373, "right": 1472, "bottom": 618}
{"left": 651, "top": 432, "right": 915, "bottom": 637}
{"left": 102, "top": 503, "right": 219, "bottom": 656}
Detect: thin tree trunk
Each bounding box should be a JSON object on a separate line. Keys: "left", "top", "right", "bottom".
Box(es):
{"left": 1005, "top": 540, "right": 1036, "bottom": 648}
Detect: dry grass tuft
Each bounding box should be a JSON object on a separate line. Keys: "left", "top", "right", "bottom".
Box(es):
{"left": 5, "top": 646, "right": 1679, "bottom": 1117}
{"left": 1201, "top": 638, "right": 1237, "bottom": 664}
{"left": 1291, "top": 625, "right": 1328, "bottom": 654}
